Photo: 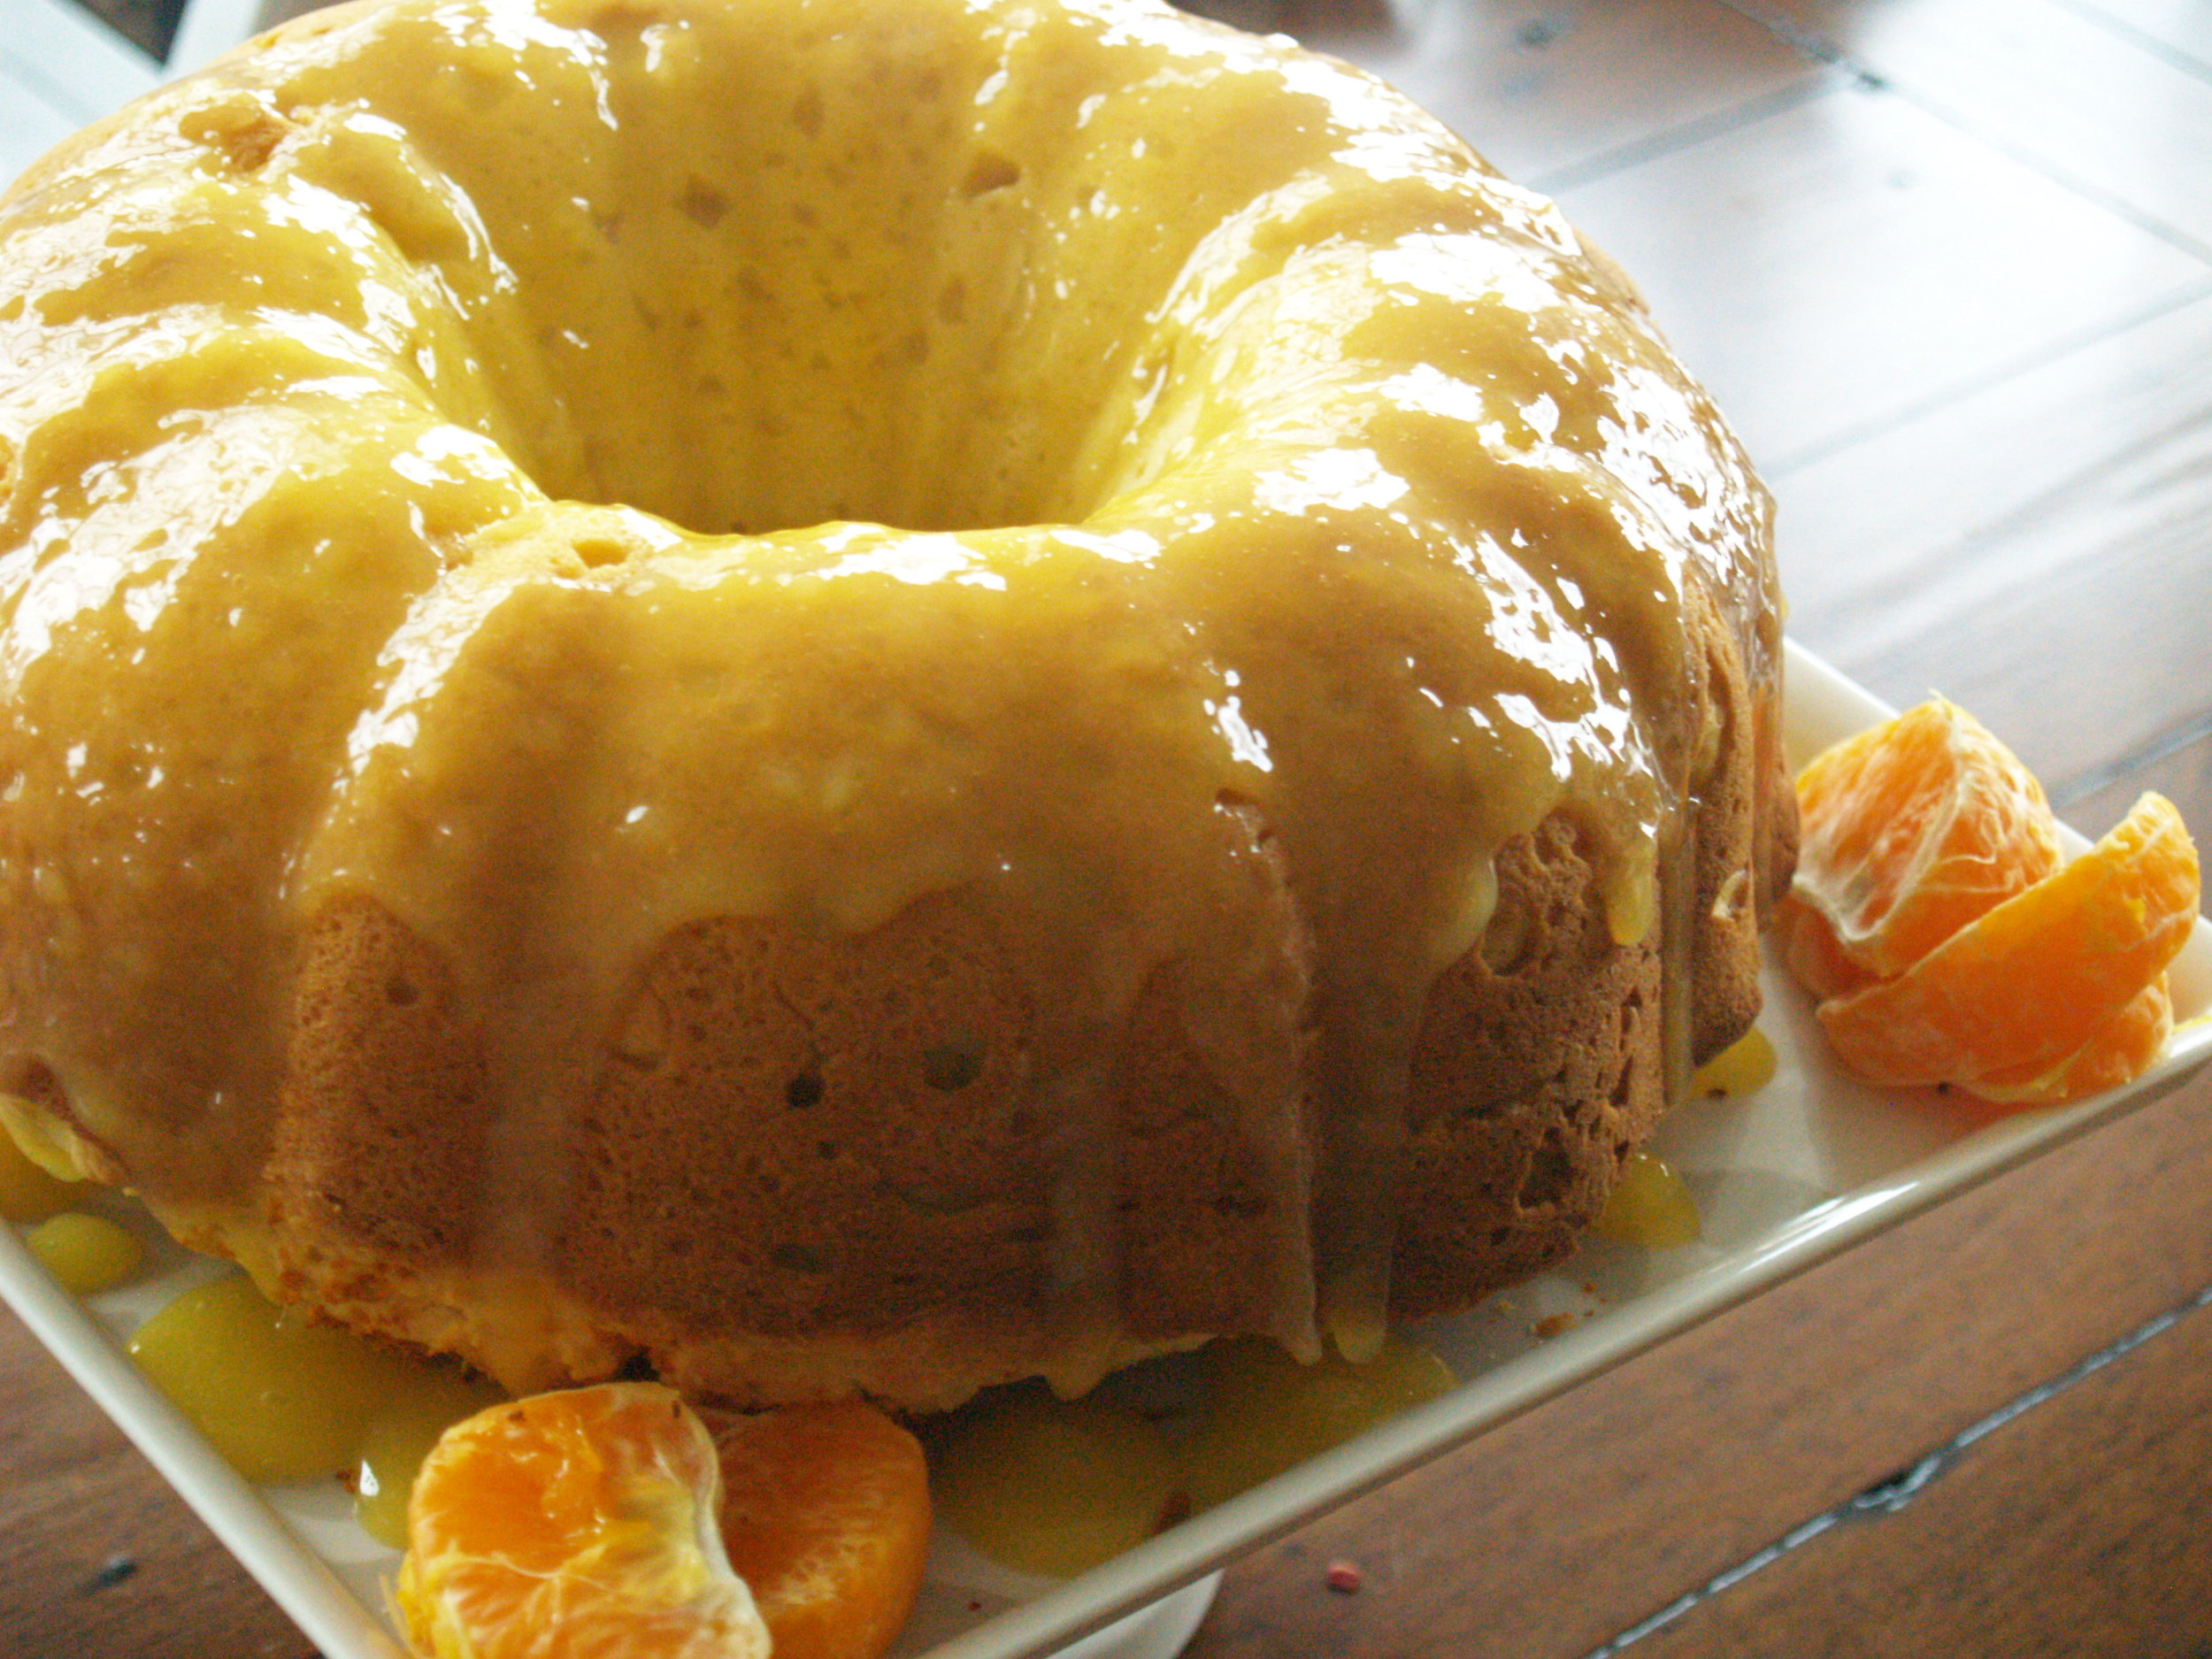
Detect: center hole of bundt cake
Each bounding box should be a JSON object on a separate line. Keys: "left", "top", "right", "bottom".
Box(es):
{"left": 510, "top": 169, "right": 1128, "bottom": 542}
{"left": 466, "top": 18, "right": 1136, "bottom": 542}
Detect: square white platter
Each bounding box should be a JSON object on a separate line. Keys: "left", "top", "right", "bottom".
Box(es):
{"left": 4, "top": 638, "right": 2209, "bottom": 1659}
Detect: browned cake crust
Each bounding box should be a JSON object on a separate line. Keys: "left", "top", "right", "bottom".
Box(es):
{"left": 0, "top": 0, "right": 1796, "bottom": 1414}
{"left": 243, "top": 592, "right": 1793, "bottom": 1409}
{"left": 4, "top": 579, "right": 1790, "bottom": 1410}
{"left": 1386, "top": 587, "right": 1792, "bottom": 1324}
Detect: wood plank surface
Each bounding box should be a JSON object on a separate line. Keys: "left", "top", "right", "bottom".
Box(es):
{"left": 1752, "top": 0, "right": 2212, "bottom": 254}
{"left": 1292, "top": 0, "right": 1828, "bottom": 186}
{"left": 1634, "top": 1291, "right": 2212, "bottom": 1657}
{"left": 2072, "top": 0, "right": 2212, "bottom": 70}
{"left": 6, "top": 1, "right": 2212, "bottom": 1656}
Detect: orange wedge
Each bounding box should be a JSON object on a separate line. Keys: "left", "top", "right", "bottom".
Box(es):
{"left": 704, "top": 1401, "right": 933, "bottom": 1659}
{"left": 397, "top": 1383, "right": 769, "bottom": 1659}
{"left": 1771, "top": 895, "right": 1880, "bottom": 1002}
{"left": 1963, "top": 972, "right": 2174, "bottom": 1109}
{"left": 1816, "top": 792, "right": 2198, "bottom": 1088}
{"left": 1790, "top": 698, "right": 2062, "bottom": 979}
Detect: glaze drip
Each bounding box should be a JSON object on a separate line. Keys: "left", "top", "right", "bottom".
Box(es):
{"left": 0, "top": 0, "right": 1781, "bottom": 1395}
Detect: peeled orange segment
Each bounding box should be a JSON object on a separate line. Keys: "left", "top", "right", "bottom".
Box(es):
{"left": 1772, "top": 893, "right": 1881, "bottom": 1002}
{"left": 1791, "top": 698, "right": 2062, "bottom": 979}
{"left": 1964, "top": 972, "right": 2174, "bottom": 1109}
{"left": 1817, "top": 793, "right": 2199, "bottom": 1088}
{"left": 396, "top": 1383, "right": 770, "bottom": 1659}
{"left": 703, "top": 1402, "right": 933, "bottom": 1659}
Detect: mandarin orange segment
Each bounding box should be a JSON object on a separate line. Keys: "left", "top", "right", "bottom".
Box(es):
{"left": 1816, "top": 792, "right": 2198, "bottom": 1087}
{"left": 1963, "top": 972, "right": 2174, "bottom": 1109}
{"left": 1772, "top": 892, "right": 1881, "bottom": 1002}
{"left": 703, "top": 1401, "right": 933, "bottom": 1659}
{"left": 1791, "top": 699, "right": 2062, "bottom": 979}
{"left": 396, "top": 1382, "right": 769, "bottom": 1659}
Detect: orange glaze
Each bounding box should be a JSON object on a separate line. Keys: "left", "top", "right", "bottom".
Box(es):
{"left": 23, "top": 1210, "right": 144, "bottom": 1293}
{"left": 0, "top": 0, "right": 1778, "bottom": 1377}
{"left": 129, "top": 1272, "right": 504, "bottom": 1509}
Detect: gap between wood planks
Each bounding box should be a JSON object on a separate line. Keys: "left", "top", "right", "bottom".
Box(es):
{"left": 1576, "top": 1278, "right": 2212, "bottom": 1658}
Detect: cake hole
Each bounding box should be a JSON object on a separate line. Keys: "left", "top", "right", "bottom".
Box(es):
{"left": 785, "top": 1072, "right": 826, "bottom": 1109}
{"left": 570, "top": 535, "right": 629, "bottom": 568}
{"left": 1518, "top": 1129, "right": 1575, "bottom": 1208}
{"left": 183, "top": 99, "right": 290, "bottom": 173}
{"left": 1, "top": 1054, "right": 62, "bottom": 1107}
{"left": 1696, "top": 641, "right": 1734, "bottom": 775}
{"left": 680, "top": 175, "right": 730, "bottom": 228}
{"left": 1479, "top": 890, "right": 1534, "bottom": 975}
{"left": 383, "top": 974, "right": 420, "bottom": 1009}
{"left": 435, "top": 87, "right": 1139, "bottom": 541}
{"left": 770, "top": 1242, "right": 824, "bottom": 1272}
{"left": 963, "top": 151, "right": 1022, "bottom": 196}
{"left": 1609, "top": 1055, "right": 1639, "bottom": 1109}
{"left": 922, "top": 1041, "right": 985, "bottom": 1092}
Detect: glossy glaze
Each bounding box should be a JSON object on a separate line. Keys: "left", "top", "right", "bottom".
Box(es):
{"left": 0, "top": 0, "right": 1775, "bottom": 1366}
{"left": 127, "top": 1272, "right": 493, "bottom": 1486}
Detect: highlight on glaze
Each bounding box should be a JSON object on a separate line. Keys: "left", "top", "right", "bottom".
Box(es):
{"left": 0, "top": 0, "right": 1783, "bottom": 1399}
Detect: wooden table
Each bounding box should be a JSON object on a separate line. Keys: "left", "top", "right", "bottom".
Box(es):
{"left": 7, "top": 0, "right": 2212, "bottom": 1654}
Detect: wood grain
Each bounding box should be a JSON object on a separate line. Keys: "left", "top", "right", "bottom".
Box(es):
{"left": 1297, "top": 0, "right": 1826, "bottom": 186}
{"left": 2068, "top": 0, "right": 2212, "bottom": 71}
{"left": 1549, "top": 80, "right": 2210, "bottom": 469}
{"left": 1630, "top": 1295, "right": 2212, "bottom": 1657}
{"left": 1768, "top": 285, "right": 2212, "bottom": 827}
{"left": 1753, "top": 0, "right": 2212, "bottom": 253}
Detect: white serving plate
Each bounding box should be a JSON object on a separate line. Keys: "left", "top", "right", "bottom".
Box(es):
{"left": 5, "top": 638, "right": 2209, "bottom": 1659}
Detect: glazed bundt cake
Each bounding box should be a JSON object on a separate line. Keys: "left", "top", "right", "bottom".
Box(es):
{"left": 0, "top": 0, "right": 1793, "bottom": 1409}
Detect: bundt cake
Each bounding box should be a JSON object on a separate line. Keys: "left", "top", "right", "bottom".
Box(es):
{"left": 0, "top": 0, "right": 1793, "bottom": 1409}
